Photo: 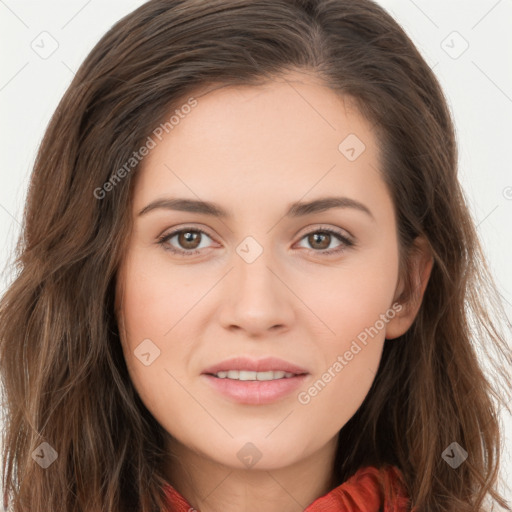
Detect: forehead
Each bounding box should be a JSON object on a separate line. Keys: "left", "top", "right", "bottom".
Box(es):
{"left": 131, "top": 72, "right": 390, "bottom": 219}
{"left": 160, "top": 73, "right": 372, "bottom": 160}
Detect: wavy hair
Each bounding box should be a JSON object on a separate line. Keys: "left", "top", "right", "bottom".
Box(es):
{"left": 1, "top": 0, "right": 511, "bottom": 510}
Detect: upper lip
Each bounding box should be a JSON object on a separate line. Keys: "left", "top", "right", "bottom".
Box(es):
{"left": 202, "top": 356, "right": 309, "bottom": 375}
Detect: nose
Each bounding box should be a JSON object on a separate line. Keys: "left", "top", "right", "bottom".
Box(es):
{"left": 218, "top": 247, "right": 296, "bottom": 337}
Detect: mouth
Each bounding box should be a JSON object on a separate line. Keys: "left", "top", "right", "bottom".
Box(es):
{"left": 202, "top": 372, "right": 308, "bottom": 405}
{"left": 201, "top": 355, "right": 309, "bottom": 377}
{"left": 201, "top": 357, "right": 309, "bottom": 405}
{"left": 207, "top": 369, "right": 303, "bottom": 381}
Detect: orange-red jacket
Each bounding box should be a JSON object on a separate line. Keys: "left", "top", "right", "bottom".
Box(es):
{"left": 162, "top": 465, "right": 413, "bottom": 511}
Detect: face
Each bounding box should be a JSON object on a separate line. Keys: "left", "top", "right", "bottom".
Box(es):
{"left": 115, "top": 71, "right": 409, "bottom": 472}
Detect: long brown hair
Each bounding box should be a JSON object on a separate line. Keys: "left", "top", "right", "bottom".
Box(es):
{"left": 1, "top": 0, "right": 511, "bottom": 510}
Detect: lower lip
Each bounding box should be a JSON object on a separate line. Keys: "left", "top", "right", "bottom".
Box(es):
{"left": 202, "top": 374, "right": 308, "bottom": 405}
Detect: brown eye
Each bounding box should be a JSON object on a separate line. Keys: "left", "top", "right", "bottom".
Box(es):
{"left": 158, "top": 228, "right": 214, "bottom": 255}
{"left": 307, "top": 232, "right": 331, "bottom": 250}
{"left": 178, "top": 230, "right": 202, "bottom": 250}
{"left": 296, "top": 228, "right": 354, "bottom": 256}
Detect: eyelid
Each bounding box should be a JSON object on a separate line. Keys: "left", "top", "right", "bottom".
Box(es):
{"left": 158, "top": 223, "right": 216, "bottom": 241}
{"left": 295, "top": 223, "right": 354, "bottom": 242}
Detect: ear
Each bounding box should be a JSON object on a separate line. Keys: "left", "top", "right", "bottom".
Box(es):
{"left": 385, "top": 236, "right": 433, "bottom": 340}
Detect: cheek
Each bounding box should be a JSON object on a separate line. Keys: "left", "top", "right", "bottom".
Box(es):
{"left": 295, "top": 243, "right": 399, "bottom": 431}
{"left": 313, "top": 242, "right": 399, "bottom": 346}
{"left": 117, "top": 250, "right": 196, "bottom": 344}
{"left": 115, "top": 252, "right": 197, "bottom": 408}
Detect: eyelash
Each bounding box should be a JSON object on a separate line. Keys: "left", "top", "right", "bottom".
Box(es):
{"left": 157, "top": 225, "right": 354, "bottom": 258}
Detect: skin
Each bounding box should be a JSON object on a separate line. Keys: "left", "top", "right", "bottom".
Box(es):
{"left": 115, "top": 70, "right": 432, "bottom": 512}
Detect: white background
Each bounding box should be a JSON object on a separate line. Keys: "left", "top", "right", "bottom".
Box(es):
{"left": 0, "top": 0, "right": 511, "bottom": 503}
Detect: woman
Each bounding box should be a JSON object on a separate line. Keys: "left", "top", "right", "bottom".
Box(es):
{"left": 1, "top": 0, "right": 510, "bottom": 511}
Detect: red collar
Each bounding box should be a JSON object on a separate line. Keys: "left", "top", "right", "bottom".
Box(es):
{"left": 162, "top": 465, "right": 412, "bottom": 511}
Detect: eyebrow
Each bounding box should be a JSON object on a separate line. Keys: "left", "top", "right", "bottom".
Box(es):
{"left": 138, "top": 196, "right": 374, "bottom": 220}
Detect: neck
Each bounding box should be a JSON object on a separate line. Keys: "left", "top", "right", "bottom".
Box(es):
{"left": 164, "top": 435, "right": 339, "bottom": 512}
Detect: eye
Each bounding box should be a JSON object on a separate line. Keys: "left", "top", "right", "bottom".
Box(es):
{"left": 295, "top": 227, "right": 354, "bottom": 256}
{"left": 157, "top": 225, "right": 354, "bottom": 258}
{"left": 157, "top": 227, "right": 215, "bottom": 256}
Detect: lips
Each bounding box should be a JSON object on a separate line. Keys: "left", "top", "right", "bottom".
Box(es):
{"left": 201, "top": 356, "right": 309, "bottom": 376}
{"left": 203, "top": 373, "right": 308, "bottom": 405}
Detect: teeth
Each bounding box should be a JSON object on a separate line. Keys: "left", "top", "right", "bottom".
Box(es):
{"left": 214, "top": 370, "right": 296, "bottom": 380}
